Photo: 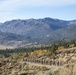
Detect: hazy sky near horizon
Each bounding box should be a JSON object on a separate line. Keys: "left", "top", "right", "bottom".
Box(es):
{"left": 0, "top": 0, "right": 76, "bottom": 22}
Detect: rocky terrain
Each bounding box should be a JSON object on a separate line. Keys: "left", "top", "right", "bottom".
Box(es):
{"left": 0, "top": 47, "right": 76, "bottom": 75}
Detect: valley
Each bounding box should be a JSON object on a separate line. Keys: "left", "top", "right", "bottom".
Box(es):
{"left": 0, "top": 45, "right": 14, "bottom": 49}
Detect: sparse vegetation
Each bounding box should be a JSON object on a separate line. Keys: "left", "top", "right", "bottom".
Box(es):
{"left": 0, "top": 39, "right": 76, "bottom": 58}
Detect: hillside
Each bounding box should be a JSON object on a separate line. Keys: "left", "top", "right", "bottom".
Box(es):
{"left": 0, "top": 47, "right": 76, "bottom": 75}
{"left": 0, "top": 40, "right": 76, "bottom": 75}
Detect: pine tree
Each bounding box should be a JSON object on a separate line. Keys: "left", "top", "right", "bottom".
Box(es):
{"left": 49, "top": 43, "right": 57, "bottom": 54}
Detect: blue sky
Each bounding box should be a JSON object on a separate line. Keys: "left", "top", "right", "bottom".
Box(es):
{"left": 0, "top": 0, "right": 76, "bottom": 22}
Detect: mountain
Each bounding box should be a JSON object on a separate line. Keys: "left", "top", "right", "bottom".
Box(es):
{"left": 0, "top": 23, "right": 2, "bottom": 25}
{"left": 50, "top": 21, "right": 76, "bottom": 41}
{"left": 0, "top": 31, "right": 24, "bottom": 46}
{"left": 0, "top": 18, "right": 68, "bottom": 34}
{"left": 0, "top": 17, "right": 76, "bottom": 47}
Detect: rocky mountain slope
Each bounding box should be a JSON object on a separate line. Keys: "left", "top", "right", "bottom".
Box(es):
{"left": 0, "top": 18, "right": 76, "bottom": 46}
{"left": 0, "top": 18, "right": 68, "bottom": 34}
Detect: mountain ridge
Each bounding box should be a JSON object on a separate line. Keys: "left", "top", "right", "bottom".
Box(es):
{"left": 0, "top": 17, "right": 76, "bottom": 47}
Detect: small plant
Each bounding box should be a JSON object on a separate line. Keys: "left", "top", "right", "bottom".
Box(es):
{"left": 49, "top": 43, "right": 58, "bottom": 54}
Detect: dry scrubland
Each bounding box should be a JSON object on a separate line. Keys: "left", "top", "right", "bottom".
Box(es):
{"left": 0, "top": 47, "right": 76, "bottom": 75}
{"left": 0, "top": 58, "right": 76, "bottom": 75}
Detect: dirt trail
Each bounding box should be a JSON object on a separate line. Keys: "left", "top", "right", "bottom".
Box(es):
{"left": 26, "top": 62, "right": 61, "bottom": 69}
